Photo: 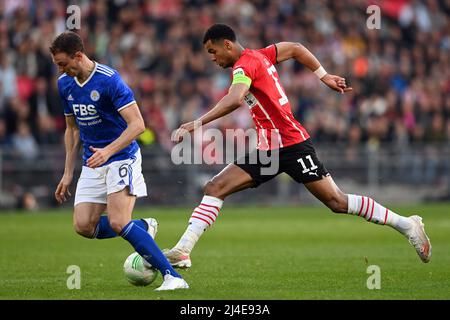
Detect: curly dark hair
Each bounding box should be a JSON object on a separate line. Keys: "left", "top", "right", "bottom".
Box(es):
{"left": 203, "top": 24, "right": 236, "bottom": 44}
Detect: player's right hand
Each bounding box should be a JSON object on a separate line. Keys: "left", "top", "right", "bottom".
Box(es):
{"left": 55, "top": 175, "right": 73, "bottom": 204}
{"left": 321, "top": 74, "right": 353, "bottom": 94}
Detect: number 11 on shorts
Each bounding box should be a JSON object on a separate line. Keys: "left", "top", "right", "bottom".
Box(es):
{"left": 297, "top": 155, "right": 318, "bottom": 173}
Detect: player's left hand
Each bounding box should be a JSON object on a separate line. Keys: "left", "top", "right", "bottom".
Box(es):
{"left": 321, "top": 74, "right": 353, "bottom": 94}
{"left": 172, "top": 120, "right": 202, "bottom": 143}
{"left": 87, "top": 146, "right": 111, "bottom": 168}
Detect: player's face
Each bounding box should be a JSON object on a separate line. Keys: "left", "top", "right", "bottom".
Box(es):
{"left": 52, "top": 52, "right": 82, "bottom": 77}
{"left": 204, "top": 40, "right": 234, "bottom": 69}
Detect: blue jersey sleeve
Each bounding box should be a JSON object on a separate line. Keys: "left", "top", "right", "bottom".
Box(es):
{"left": 108, "top": 73, "right": 136, "bottom": 112}
{"left": 57, "top": 77, "right": 73, "bottom": 116}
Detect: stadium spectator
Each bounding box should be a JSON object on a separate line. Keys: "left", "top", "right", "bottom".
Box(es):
{"left": 0, "top": 52, "right": 17, "bottom": 112}
{"left": 11, "top": 121, "right": 39, "bottom": 161}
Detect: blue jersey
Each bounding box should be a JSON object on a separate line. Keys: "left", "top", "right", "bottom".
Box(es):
{"left": 57, "top": 62, "right": 139, "bottom": 166}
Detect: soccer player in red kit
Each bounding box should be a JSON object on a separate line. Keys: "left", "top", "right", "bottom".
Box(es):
{"left": 165, "top": 24, "right": 431, "bottom": 268}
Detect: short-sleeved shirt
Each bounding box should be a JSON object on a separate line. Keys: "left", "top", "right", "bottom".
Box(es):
{"left": 232, "top": 45, "right": 310, "bottom": 150}
{"left": 57, "top": 62, "right": 138, "bottom": 166}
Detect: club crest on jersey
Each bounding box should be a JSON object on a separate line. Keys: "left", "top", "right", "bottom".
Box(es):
{"left": 90, "top": 90, "right": 100, "bottom": 101}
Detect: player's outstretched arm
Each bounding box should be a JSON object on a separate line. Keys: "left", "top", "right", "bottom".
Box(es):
{"left": 55, "top": 116, "right": 80, "bottom": 204}
{"left": 86, "top": 103, "right": 145, "bottom": 168}
{"left": 275, "top": 42, "right": 352, "bottom": 93}
{"left": 173, "top": 83, "right": 249, "bottom": 142}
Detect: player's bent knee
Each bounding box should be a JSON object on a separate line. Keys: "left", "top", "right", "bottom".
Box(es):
{"left": 73, "top": 221, "right": 95, "bottom": 238}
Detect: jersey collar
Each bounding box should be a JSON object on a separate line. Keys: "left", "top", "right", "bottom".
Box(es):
{"left": 74, "top": 61, "right": 97, "bottom": 87}
{"left": 233, "top": 48, "right": 248, "bottom": 68}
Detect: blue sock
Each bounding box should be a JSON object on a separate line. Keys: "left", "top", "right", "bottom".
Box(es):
{"left": 120, "top": 221, "right": 181, "bottom": 278}
{"left": 92, "top": 216, "right": 148, "bottom": 239}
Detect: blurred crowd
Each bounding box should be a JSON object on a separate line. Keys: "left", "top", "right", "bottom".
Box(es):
{"left": 1, "top": 0, "right": 450, "bottom": 157}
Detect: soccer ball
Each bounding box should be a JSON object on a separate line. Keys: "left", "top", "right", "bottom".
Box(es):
{"left": 123, "top": 252, "right": 158, "bottom": 286}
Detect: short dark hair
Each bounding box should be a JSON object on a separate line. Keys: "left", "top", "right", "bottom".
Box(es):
{"left": 202, "top": 24, "right": 236, "bottom": 44}
{"left": 49, "top": 31, "right": 85, "bottom": 56}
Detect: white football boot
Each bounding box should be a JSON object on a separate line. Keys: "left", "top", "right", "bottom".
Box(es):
{"left": 142, "top": 218, "right": 158, "bottom": 239}
{"left": 155, "top": 274, "right": 189, "bottom": 291}
{"left": 163, "top": 248, "right": 192, "bottom": 269}
{"left": 404, "top": 215, "right": 432, "bottom": 263}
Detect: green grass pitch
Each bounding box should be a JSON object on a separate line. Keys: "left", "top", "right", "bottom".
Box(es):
{"left": 0, "top": 203, "right": 449, "bottom": 300}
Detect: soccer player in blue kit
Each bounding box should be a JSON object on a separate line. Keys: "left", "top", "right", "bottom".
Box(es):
{"left": 51, "top": 31, "right": 188, "bottom": 291}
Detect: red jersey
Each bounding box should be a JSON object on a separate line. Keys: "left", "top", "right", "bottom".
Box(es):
{"left": 232, "top": 44, "right": 310, "bottom": 150}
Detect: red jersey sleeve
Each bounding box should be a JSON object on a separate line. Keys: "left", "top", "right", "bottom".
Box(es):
{"left": 233, "top": 55, "right": 258, "bottom": 81}
{"left": 257, "top": 44, "right": 278, "bottom": 65}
